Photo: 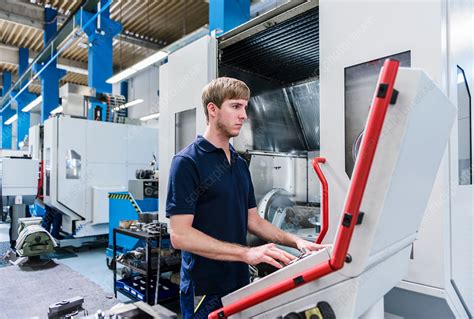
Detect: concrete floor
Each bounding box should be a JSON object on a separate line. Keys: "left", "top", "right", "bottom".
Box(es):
{"left": 0, "top": 220, "right": 180, "bottom": 316}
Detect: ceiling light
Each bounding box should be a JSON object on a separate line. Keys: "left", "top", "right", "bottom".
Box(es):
{"left": 133, "top": 51, "right": 168, "bottom": 71}
{"left": 22, "top": 95, "right": 42, "bottom": 112}
{"left": 50, "top": 106, "right": 63, "bottom": 115}
{"left": 140, "top": 113, "right": 160, "bottom": 121}
{"left": 123, "top": 99, "right": 144, "bottom": 108}
{"left": 106, "top": 67, "right": 137, "bottom": 84}
{"left": 4, "top": 114, "right": 17, "bottom": 125}
{"left": 106, "top": 51, "right": 168, "bottom": 84}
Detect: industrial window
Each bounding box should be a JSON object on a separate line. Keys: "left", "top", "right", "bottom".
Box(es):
{"left": 457, "top": 66, "right": 472, "bottom": 185}
{"left": 344, "top": 51, "right": 411, "bottom": 177}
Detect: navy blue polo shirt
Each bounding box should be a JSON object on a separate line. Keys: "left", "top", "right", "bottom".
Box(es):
{"left": 166, "top": 135, "right": 257, "bottom": 296}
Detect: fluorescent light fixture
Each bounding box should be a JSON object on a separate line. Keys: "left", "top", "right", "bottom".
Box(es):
{"left": 4, "top": 114, "right": 17, "bottom": 125}
{"left": 123, "top": 99, "right": 144, "bottom": 109}
{"left": 106, "top": 67, "right": 136, "bottom": 84}
{"left": 140, "top": 113, "right": 160, "bottom": 121}
{"left": 133, "top": 51, "right": 168, "bottom": 71}
{"left": 50, "top": 106, "right": 63, "bottom": 115}
{"left": 106, "top": 51, "right": 168, "bottom": 84}
{"left": 22, "top": 95, "right": 42, "bottom": 112}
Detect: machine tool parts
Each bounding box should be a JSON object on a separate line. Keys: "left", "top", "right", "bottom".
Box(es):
{"left": 119, "top": 219, "right": 137, "bottom": 229}
{"left": 282, "top": 301, "right": 336, "bottom": 319}
{"left": 135, "top": 169, "right": 155, "bottom": 180}
{"left": 15, "top": 218, "right": 57, "bottom": 257}
{"left": 139, "top": 213, "right": 159, "bottom": 224}
{"left": 129, "top": 179, "right": 159, "bottom": 200}
{"left": 82, "top": 301, "right": 177, "bottom": 318}
{"left": 47, "top": 296, "right": 85, "bottom": 318}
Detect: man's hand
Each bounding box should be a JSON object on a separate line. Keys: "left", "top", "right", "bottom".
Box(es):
{"left": 243, "top": 243, "right": 296, "bottom": 269}
{"left": 294, "top": 239, "right": 330, "bottom": 254}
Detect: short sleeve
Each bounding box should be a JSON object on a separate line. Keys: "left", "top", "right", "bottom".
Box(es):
{"left": 247, "top": 168, "right": 257, "bottom": 210}
{"left": 166, "top": 155, "right": 200, "bottom": 217}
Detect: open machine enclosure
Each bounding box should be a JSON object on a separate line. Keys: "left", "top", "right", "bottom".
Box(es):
{"left": 159, "top": 0, "right": 474, "bottom": 317}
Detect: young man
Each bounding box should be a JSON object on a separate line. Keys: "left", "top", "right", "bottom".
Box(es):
{"left": 166, "top": 77, "right": 325, "bottom": 318}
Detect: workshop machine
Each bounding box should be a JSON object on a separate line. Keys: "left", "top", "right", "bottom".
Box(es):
{"left": 29, "top": 84, "right": 159, "bottom": 245}
{"left": 210, "top": 60, "right": 455, "bottom": 318}
{"left": 0, "top": 154, "right": 39, "bottom": 246}
{"left": 158, "top": 0, "right": 473, "bottom": 317}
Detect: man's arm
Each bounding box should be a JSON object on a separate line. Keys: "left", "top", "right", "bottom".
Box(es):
{"left": 170, "top": 214, "right": 295, "bottom": 268}
{"left": 247, "top": 207, "right": 327, "bottom": 252}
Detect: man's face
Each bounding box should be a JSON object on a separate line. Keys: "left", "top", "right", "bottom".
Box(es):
{"left": 211, "top": 98, "right": 248, "bottom": 138}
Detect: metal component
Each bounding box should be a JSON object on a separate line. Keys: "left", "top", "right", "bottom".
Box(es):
{"left": 138, "top": 213, "right": 159, "bottom": 224}
{"left": 48, "top": 296, "right": 84, "bottom": 318}
{"left": 129, "top": 180, "right": 158, "bottom": 201}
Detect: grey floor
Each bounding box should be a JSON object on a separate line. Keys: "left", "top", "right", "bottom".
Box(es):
{"left": 0, "top": 220, "right": 180, "bottom": 317}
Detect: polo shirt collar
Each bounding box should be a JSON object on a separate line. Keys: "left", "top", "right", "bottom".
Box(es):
{"left": 196, "top": 135, "right": 238, "bottom": 158}
{"left": 196, "top": 135, "right": 217, "bottom": 152}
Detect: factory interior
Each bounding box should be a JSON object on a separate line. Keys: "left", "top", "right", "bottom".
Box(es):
{"left": 0, "top": 0, "right": 473, "bottom": 318}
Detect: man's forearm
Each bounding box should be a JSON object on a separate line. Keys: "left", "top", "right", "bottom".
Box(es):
{"left": 172, "top": 226, "right": 248, "bottom": 262}
{"left": 249, "top": 217, "right": 299, "bottom": 249}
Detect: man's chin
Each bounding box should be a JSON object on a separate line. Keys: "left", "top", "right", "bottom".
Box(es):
{"left": 229, "top": 130, "right": 241, "bottom": 138}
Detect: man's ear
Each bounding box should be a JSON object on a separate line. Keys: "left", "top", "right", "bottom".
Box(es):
{"left": 207, "top": 102, "right": 217, "bottom": 118}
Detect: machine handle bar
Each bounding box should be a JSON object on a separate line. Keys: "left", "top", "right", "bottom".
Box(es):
{"left": 312, "top": 157, "right": 328, "bottom": 244}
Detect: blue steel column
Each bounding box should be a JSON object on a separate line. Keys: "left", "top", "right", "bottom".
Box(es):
{"left": 1, "top": 72, "right": 14, "bottom": 149}
{"left": 16, "top": 48, "right": 36, "bottom": 147}
{"left": 209, "top": 0, "right": 250, "bottom": 34}
{"left": 80, "top": 0, "right": 122, "bottom": 94}
{"left": 37, "top": 8, "right": 66, "bottom": 123}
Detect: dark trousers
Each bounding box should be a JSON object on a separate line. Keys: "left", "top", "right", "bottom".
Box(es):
{"left": 180, "top": 284, "right": 226, "bottom": 319}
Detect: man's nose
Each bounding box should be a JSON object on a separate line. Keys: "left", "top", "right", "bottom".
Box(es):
{"left": 240, "top": 108, "right": 248, "bottom": 120}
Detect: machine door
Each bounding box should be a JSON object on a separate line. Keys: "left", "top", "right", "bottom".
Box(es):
{"left": 158, "top": 35, "right": 217, "bottom": 219}
{"left": 57, "top": 117, "right": 87, "bottom": 218}
{"left": 448, "top": 65, "right": 474, "bottom": 315}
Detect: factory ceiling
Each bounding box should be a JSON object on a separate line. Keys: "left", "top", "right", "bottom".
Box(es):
{"left": 0, "top": 0, "right": 209, "bottom": 94}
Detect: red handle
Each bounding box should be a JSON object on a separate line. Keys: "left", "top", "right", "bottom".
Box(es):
{"left": 312, "top": 157, "right": 328, "bottom": 244}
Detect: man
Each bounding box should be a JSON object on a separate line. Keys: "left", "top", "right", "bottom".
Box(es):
{"left": 166, "top": 77, "right": 325, "bottom": 318}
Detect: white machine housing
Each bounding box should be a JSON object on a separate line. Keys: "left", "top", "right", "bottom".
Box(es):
{"left": 40, "top": 116, "right": 158, "bottom": 237}
{"left": 222, "top": 67, "right": 455, "bottom": 317}
{"left": 0, "top": 157, "right": 39, "bottom": 204}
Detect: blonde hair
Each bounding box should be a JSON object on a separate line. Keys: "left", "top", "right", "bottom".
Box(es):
{"left": 202, "top": 77, "right": 250, "bottom": 122}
